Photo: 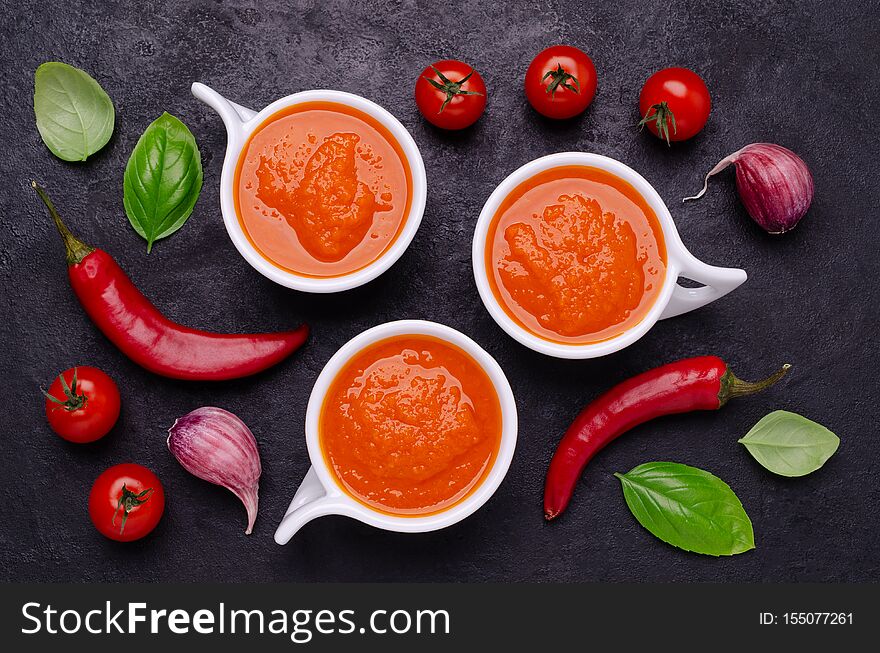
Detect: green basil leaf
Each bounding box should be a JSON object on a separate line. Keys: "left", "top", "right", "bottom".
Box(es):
{"left": 33, "top": 62, "right": 115, "bottom": 162}
{"left": 123, "top": 112, "right": 203, "bottom": 252}
{"left": 738, "top": 410, "right": 839, "bottom": 477}
{"left": 614, "top": 461, "right": 755, "bottom": 557}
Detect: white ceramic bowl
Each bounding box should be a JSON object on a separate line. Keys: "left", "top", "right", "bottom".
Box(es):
{"left": 192, "top": 82, "right": 427, "bottom": 293}
{"left": 274, "top": 320, "right": 518, "bottom": 544}
{"left": 472, "top": 152, "right": 747, "bottom": 359}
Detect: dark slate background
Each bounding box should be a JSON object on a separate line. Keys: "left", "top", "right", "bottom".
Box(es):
{"left": 1, "top": 0, "right": 878, "bottom": 582}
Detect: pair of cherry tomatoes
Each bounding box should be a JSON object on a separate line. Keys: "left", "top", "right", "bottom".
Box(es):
{"left": 44, "top": 366, "right": 164, "bottom": 541}
{"left": 526, "top": 56, "right": 711, "bottom": 141}
{"left": 524, "top": 47, "right": 712, "bottom": 139}
{"left": 414, "top": 49, "right": 711, "bottom": 142}
{"left": 414, "top": 47, "right": 597, "bottom": 129}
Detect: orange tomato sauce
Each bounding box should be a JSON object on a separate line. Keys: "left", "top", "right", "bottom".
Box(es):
{"left": 320, "top": 335, "right": 502, "bottom": 516}
{"left": 234, "top": 102, "right": 412, "bottom": 277}
{"left": 486, "top": 166, "right": 667, "bottom": 344}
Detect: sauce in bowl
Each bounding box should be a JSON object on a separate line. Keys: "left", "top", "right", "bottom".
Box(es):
{"left": 234, "top": 102, "right": 413, "bottom": 277}
{"left": 320, "top": 335, "right": 502, "bottom": 516}
{"left": 485, "top": 165, "right": 667, "bottom": 344}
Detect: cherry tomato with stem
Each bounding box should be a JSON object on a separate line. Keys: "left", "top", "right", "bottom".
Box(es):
{"left": 638, "top": 67, "right": 711, "bottom": 144}
{"left": 415, "top": 60, "right": 486, "bottom": 130}
{"left": 525, "top": 45, "right": 597, "bottom": 119}
{"left": 89, "top": 463, "right": 165, "bottom": 542}
{"left": 43, "top": 366, "right": 120, "bottom": 443}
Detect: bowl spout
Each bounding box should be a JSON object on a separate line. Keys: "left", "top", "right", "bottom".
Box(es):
{"left": 191, "top": 82, "right": 257, "bottom": 143}
{"left": 274, "top": 466, "right": 347, "bottom": 545}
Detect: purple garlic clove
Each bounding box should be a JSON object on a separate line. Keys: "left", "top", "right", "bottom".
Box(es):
{"left": 685, "top": 143, "right": 814, "bottom": 234}
{"left": 168, "top": 406, "right": 261, "bottom": 534}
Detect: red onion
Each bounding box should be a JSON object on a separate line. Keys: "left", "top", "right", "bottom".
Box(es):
{"left": 167, "top": 407, "right": 261, "bottom": 534}
{"left": 684, "top": 143, "right": 814, "bottom": 233}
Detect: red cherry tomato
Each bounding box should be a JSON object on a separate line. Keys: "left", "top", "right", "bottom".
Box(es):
{"left": 638, "top": 67, "right": 711, "bottom": 143}
{"left": 89, "top": 463, "right": 165, "bottom": 542}
{"left": 43, "top": 366, "right": 120, "bottom": 443}
{"left": 415, "top": 60, "right": 486, "bottom": 130}
{"left": 525, "top": 45, "right": 597, "bottom": 119}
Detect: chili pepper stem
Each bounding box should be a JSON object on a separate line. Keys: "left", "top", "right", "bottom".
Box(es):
{"left": 720, "top": 363, "right": 791, "bottom": 405}
{"left": 31, "top": 181, "right": 94, "bottom": 265}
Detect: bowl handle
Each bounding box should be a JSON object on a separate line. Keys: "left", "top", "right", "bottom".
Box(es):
{"left": 191, "top": 82, "right": 257, "bottom": 140}
{"left": 660, "top": 251, "right": 747, "bottom": 320}
{"left": 274, "top": 466, "right": 345, "bottom": 545}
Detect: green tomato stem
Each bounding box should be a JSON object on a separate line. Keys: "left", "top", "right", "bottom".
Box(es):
{"left": 638, "top": 101, "right": 678, "bottom": 146}
{"left": 542, "top": 64, "right": 580, "bottom": 97}
{"left": 424, "top": 66, "right": 483, "bottom": 113}
{"left": 42, "top": 367, "right": 88, "bottom": 412}
{"left": 112, "top": 484, "right": 154, "bottom": 535}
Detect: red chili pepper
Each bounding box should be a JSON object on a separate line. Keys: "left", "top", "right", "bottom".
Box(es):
{"left": 33, "top": 182, "right": 308, "bottom": 381}
{"left": 544, "top": 356, "right": 789, "bottom": 520}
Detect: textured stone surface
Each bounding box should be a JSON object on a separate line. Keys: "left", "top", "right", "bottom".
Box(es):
{"left": 1, "top": 0, "right": 878, "bottom": 582}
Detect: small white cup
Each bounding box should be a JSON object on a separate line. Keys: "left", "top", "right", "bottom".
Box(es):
{"left": 472, "top": 152, "right": 747, "bottom": 359}
{"left": 192, "top": 82, "right": 427, "bottom": 293}
{"left": 273, "top": 320, "right": 518, "bottom": 544}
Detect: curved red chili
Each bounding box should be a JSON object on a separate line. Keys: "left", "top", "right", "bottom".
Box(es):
{"left": 34, "top": 182, "right": 308, "bottom": 381}
{"left": 544, "top": 356, "right": 789, "bottom": 520}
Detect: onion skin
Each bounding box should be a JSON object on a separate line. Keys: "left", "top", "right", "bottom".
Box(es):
{"left": 684, "top": 143, "right": 814, "bottom": 234}
{"left": 167, "top": 407, "right": 261, "bottom": 534}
